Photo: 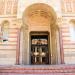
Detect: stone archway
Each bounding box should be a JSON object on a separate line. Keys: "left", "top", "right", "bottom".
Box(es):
{"left": 22, "top": 3, "right": 60, "bottom": 65}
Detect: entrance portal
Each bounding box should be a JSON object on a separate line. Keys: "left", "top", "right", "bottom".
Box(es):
{"left": 30, "top": 32, "right": 50, "bottom": 65}
{"left": 22, "top": 3, "right": 61, "bottom": 65}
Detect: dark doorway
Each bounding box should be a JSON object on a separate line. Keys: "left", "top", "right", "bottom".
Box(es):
{"left": 30, "top": 32, "right": 50, "bottom": 65}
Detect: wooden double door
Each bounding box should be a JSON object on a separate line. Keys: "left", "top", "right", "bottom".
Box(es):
{"left": 30, "top": 32, "right": 50, "bottom": 65}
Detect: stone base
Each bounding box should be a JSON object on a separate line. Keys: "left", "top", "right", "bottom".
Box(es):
{"left": 0, "top": 65, "right": 75, "bottom": 75}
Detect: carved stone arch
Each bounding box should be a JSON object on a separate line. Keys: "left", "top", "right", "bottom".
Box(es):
{"left": 22, "top": 3, "right": 60, "bottom": 65}
{"left": 23, "top": 3, "right": 57, "bottom": 26}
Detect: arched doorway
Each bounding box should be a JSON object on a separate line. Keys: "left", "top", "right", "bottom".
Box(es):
{"left": 22, "top": 3, "right": 60, "bottom": 65}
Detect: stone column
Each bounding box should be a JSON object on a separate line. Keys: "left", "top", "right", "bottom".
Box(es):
{"left": 50, "top": 24, "right": 59, "bottom": 64}
{"left": 22, "top": 24, "right": 30, "bottom": 65}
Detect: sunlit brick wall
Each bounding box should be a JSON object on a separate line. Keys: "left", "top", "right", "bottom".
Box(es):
{"left": 0, "top": 0, "right": 19, "bottom": 65}
{"left": 61, "top": 0, "right": 75, "bottom": 64}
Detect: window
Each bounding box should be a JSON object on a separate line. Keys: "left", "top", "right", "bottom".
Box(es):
{"left": 70, "top": 19, "right": 75, "bottom": 41}
{"left": 1, "top": 20, "right": 9, "bottom": 42}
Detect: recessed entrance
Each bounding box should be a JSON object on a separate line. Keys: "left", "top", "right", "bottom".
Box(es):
{"left": 30, "top": 32, "right": 50, "bottom": 65}
{"left": 22, "top": 3, "right": 61, "bottom": 65}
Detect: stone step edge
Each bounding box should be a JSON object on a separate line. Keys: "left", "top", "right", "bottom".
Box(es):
{"left": 0, "top": 65, "right": 75, "bottom": 74}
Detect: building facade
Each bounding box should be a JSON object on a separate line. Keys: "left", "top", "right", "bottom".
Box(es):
{"left": 0, "top": 0, "right": 75, "bottom": 65}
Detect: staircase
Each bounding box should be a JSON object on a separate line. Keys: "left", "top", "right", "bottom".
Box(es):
{"left": 0, "top": 65, "right": 75, "bottom": 75}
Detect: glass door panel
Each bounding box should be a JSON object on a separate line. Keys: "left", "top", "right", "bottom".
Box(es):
{"left": 31, "top": 33, "right": 49, "bottom": 65}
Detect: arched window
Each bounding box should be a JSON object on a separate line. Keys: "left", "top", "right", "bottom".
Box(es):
{"left": 1, "top": 20, "right": 9, "bottom": 42}
{"left": 69, "top": 19, "right": 75, "bottom": 41}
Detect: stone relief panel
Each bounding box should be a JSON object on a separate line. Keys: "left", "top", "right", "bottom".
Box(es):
{"left": 61, "top": 0, "right": 75, "bottom": 14}
{"left": 0, "top": 0, "right": 18, "bottom": 15}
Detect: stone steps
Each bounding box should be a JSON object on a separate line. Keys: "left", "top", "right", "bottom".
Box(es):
{"left": 0, "top": 65, "right": 75, "bottom": 75}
